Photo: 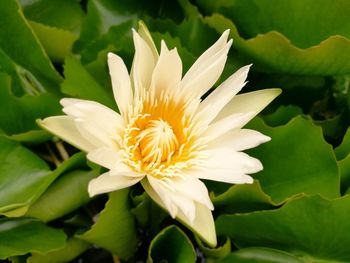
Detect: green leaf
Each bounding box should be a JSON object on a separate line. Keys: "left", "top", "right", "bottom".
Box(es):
{"left": 263, "top": 106, "right": 303, "bottom": 127}
{"left": 219, "top": 247, "right": 305, "bottom": 263}
{"left": 0, "top": 146, "right": 86, "bottom": 216}
{"left": 216, "top": 195, "right": 350, "bottom": 262}
{"left": 0, "top": 73, "right": 60, "bottom": 135}
{"left": 26, "top": 170, "right": 96, "bottom": 222}
{"left": 0, "top": 218, "right": 66, "bottom": 259}
{"left": 0, "top": 136, "right": 51, "bottom": 213}
{"left": 28, "top": 21, "right": 78, "bottom": 63}
{"left": 195, "top": 236, "right": 231, "bottom": 260}
{"left": 77, "top": 189, "right": 137, "bottom": 259}
{"left": 0, "top": 0, "right": 61, "bottom": 95}
{"left": 148, "top": 225, "right": 196, "bottom": 263}
{"left": 61, "top": 56, "right": 116, "bottom": 111}
{"left": 197, "top": 0, "right": 350, "bottom": 48}
{"left": 246, "top": 116, "right": 339, "bottom": 203}
{"left": 20, "top": 0, "right": 84, "bottom": 33}
{"left": 212, "top": 181, "right": 275, "bottom": 214}
{"left": 204, "top": 14, "right": 350, "bottom": 75}
{"left": 28, "top": 238, "right": 89, "bottom": 263}
{"left": 339, "top": 155, "right": 350, "bottom": 194}
{"left": 335, "top": 127, "right": 350, "bottom": 160}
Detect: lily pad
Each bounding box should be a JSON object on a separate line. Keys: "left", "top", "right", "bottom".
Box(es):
{"left": 216, "top": 195, "right": 350, "bottom": 262}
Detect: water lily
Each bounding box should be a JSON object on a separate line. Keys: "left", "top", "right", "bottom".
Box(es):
{"left": 39, "top": 23, "right": 280, "bottom": 247}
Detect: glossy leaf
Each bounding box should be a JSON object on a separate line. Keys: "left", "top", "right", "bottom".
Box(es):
{"left": 77, "top": 189, "right": 138, "bottom": 259}
{"left": 148, "top": 225, "right": 196, "bottom": 263}
{"left": 216, "top": 195, "right": 350, "bottom": 262}
{"left": 26, "top": 170, "right": 96, "bottom": 222}
{"left": 246, "top": 116, "right": 339, "bottom": 203}
{"left": 0, "top": 218, "right": 66, "bottom": 259}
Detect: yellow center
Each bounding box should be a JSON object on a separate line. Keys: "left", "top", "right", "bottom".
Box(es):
{"left": 120, "top": 91, "right": 205, "bottom": 178}
{"left": 138, "top": 119, "right": 179, "bottom": 163}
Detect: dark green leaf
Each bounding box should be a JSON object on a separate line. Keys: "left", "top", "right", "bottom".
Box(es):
{"left": 148, "top": 225, "right": 196, "bottom": 263}
{"left": 77, "top": 189, "right": 138, "bottom": 259}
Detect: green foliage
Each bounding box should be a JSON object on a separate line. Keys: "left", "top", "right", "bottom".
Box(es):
{"left": 1, "top": 0, "right": 350, "bottom": 261}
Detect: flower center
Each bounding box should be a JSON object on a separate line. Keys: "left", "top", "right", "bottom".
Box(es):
{"left": 137, "top": 119, "right": 179, "bottom": 163}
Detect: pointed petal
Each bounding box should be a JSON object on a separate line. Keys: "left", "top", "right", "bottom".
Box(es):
{"left": 88, "top": 171, "right": 143, "bottom": 197}
{"left": 150, "top": 41, "right": 182, "bottom": 97}
{"left": 38, "top": 116, "right": 95, "bottom": 152}
{"left": 180, "top": 30, "right": 231, "bottom": 99}
{"left": 214, "top": 88, "right": 282, "bottom": 122}
{"left": 203, "top": 112, "right": 256, "bottom": 141}
{"left": 137, "top": 21, "right": 158, "bottom": 60}
{"left": 131, "top": 30, "right": 157, "bottom": 93}
{"left": 142, "top": 178, "right": 217, "bottom": 247}
{"left": 207, "top": 129, "right": 271, "bottom": 151}
{"left": 87, "top": 147, "right": 138, "bottom": 177}
{"left": 61, "top": 98, "right": 124, "bottom": 148}
{"left": 107, "top": 52, "right": 132, "bottom": 115}
{"left": 197, "top": 65, "right": 251, "bottom": 125}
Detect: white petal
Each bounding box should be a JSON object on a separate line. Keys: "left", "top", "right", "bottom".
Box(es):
{"left": 170, "top": 176, "right": 214, "bottom": 211}
{"left": 207, "top": 129, "right": 271, "bottom": 151}
{"left": 61, "top": 98, "right": 124, "bottom": 148}
{"left": 214, "top": 88, "right": 282, "bottom": 122}
{"left": 38, "top": 116, "right": 95, "bottom": 152}
{"left": 137, "top": 21, "right": 158, "bottom": 60}
{"left": 150, "top": 41, "right": 182, "bottom": 97}
{"left": 141, "top": 178, "right": 217, "bottom": 247}
{"left": 88, "top": 171, "right": 143, "bottom": 197}
{"left": 180, "top": 39, "right": 232, "bottom": 99}
{"left": 131, "top": 30, "right": 157, "bottom": 93}
{"left": 107, "top": 52, "right": 132, "bottom": 115}
{"left": 203, "top": 149, "right": 263, "bottom": 173}
{"left": 197, "top": 64, "right": 251, "bottom": 125}
{"left": 203, "top": 112, "right": 256, "bottom": 141}
{"left": 87, "top": 147, "right": 138, "bottom": 177}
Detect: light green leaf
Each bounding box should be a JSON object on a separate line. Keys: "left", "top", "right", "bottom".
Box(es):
{"left": 335, "top": 127, "right": 350, "bottom": 160}
{"left": 26, "top": 170, "right": 96, "bottom": 222}
{"left": 0, "top": 218, "right": 66, "bottom": 259}
{"left": 216, "top": 195, "right": 350, "bottom": 262}
{"left": 20, "top": 0, "right": 84, "bottom": 33}
{"left": 0, "top": 0, "right": 61, "bottom": 95}
{"left": 148, "top": 225, "right": 196, "bottom": 263}
{"left": 219, "top": 247, "right": 305, "bottom": 263}
{"left": 204, "top": 14, "right": 350, "bottom": 75}
{"left": 28, "top": 21, "right": 78, "bottom": 63}
{"left": 28, "top": 238, "right": 89, "bottom": 263}
{"left": 246, "top": 116, "right": 339, "bottom": 203}
{"left": 61, "top": 56, "right": 116, "bottom": 111}
{"left": 77, "top": 189, "right": 137, "bottom": 259}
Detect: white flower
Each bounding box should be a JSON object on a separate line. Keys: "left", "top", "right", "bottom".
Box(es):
{"left": 39, "top": 23, "right": 280, "bottom": 247}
